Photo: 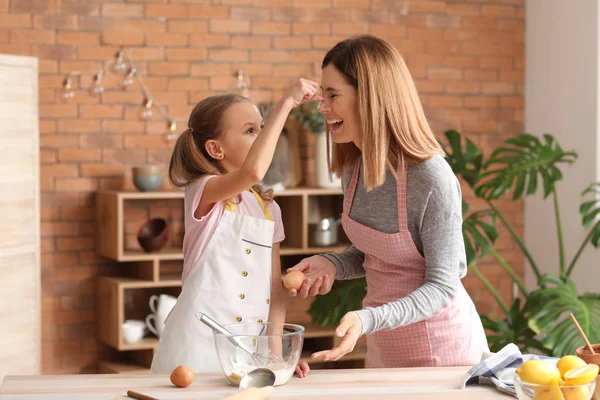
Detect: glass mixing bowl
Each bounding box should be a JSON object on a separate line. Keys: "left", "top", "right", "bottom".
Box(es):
{"left": 514, "top": 375, "right": 596, "bottom": 400}
{"left": 213, "top": 322, "right": 304, "bottom": 387}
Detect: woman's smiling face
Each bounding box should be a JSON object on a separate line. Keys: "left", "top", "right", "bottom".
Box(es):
{"left": 318, "top": 64, "right": 360, "bottom": 147}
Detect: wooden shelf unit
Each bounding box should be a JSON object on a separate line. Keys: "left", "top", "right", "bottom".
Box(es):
{"left": 95, "top": 187, "right": 365, "bottom": 373}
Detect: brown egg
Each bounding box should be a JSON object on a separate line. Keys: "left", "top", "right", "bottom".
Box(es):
{"left": 282, "top": 271, "right": 306, "bottom": 290}
{"left": 170, "top": 365, "right": 194, "bottom": 388}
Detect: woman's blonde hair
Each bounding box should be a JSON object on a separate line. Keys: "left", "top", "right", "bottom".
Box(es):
{"left": 322, "top": 34, "right": 443, "bottom": 190}
{"left": 169, "top": 94, "right": 273, "bottom": 203}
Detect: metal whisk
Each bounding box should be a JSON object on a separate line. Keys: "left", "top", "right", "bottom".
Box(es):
{"left": 195, "top": 312, "right": 282, "bottom": 366}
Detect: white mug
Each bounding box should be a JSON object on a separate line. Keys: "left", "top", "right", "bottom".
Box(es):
{"left": 123, "top": 319, "right": 147, "bottom": 344}
{"left": 145, "top": 312, "right": 167, "bottom": 337}
{"left": 149, "top": 294, "right": 177, "bottom": 319}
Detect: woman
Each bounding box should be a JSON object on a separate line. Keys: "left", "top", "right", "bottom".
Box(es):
{"left": 287, "top": 35, "right": 489, "bottom": 368}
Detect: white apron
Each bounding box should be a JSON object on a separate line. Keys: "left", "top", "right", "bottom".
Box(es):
{"left": 151, "top": 190, "right": 274, "bottom": 373}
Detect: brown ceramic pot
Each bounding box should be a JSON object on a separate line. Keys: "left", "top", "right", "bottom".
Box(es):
{"left": 137, "top": 218, "right": 168, "bottom": 253}
{"left": 576, "top": 345, "right": 600, "bottom": 400}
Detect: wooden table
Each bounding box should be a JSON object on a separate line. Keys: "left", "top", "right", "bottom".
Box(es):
{"left": 0, "top": 367, "right": 509, "bottom": 399}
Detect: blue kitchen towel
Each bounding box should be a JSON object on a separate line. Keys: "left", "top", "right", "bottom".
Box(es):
{"left": 459, "top": 343, "right": 557, "bottom": 397}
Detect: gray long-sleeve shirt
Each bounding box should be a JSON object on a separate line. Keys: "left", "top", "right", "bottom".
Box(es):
{"left": 322, "top": 154, "right": 467, "bottom": 335}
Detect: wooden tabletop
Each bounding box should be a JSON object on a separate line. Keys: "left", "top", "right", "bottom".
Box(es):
{"left": 0, "top": 367, "right": 509, "bottom": 399}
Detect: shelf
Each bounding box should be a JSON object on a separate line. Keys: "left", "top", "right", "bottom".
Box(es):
{"left": 98, "top": 361, "right": 151, "bottom": 374}
{"left": 102, "top": 276, "right": 182, "bottom": 289}
{"left": 120, "top": 248, "right": 183, "bottom": 262}
{"left": 120, "top": 337, "right": 158, "bottom": 351}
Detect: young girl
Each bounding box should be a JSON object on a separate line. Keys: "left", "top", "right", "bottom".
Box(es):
{"left": 150, "top": 79, "right": 319, "bottom": 378}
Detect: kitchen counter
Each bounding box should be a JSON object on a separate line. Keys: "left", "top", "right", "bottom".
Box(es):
{"left": 0, "top": 367, "right": 508, "bottom": 399}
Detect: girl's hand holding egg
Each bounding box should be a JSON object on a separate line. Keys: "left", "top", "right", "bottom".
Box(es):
{"left": 282, "top": 271, "right": 306, "bottom": 291}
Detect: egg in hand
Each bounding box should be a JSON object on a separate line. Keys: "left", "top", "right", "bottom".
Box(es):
{"left": 282, "top": 271, "right": 306, "bottom": 291}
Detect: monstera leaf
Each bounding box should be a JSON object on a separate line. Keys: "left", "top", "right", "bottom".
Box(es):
{"left": 442, "top": 130, "right": 484, "bottom": 188}
{"left": 462, "top": 201, "right": 498, "bottom": 266}
{"left": 481, "top": 298, "right": 549, "bottom": 355}
{"left": 528, "top": 274, "right": 600, "bottom": 357}
{"left": 580, "top": 183, "right": 600, "bottom": 247}
{"left": 307, "top": 278, "right": 367, "bottom": 327}
{"left": 476, "top": 134, "right": 577, "bottom": 201}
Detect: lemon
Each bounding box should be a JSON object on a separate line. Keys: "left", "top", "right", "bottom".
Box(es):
{"left": 561, "top": 386, "right": 590, "bottom": 400}
{"left": 557, "top": 356, "right": 587, "bottom": 379}
{"left": 517, "top": 360, "right": 562, "bottom": 385}
{"left": 533, "top": 386, "right": 564, "bottom": 400}
{"left": 563, "top": 363, "right": 599, "bottom": 386}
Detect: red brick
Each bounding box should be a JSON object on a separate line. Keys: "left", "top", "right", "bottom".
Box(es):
{"left": 463, "top": 43, "right": 499, "bottom": 56}
{"left": 42, "top": 222, "right": 79, "bottom": 237}
{"left": 57, "top": 0, "right": 99, "bottom": 16}
{"left": 334, "top": 0, "right": 368, "bottom": 7}
{"left": 465, "top": 69, "right": 498, "bottom": 81}
{"left": 56, "top": 237, "right": 95, "bottom": 251}
{"left": 445, "top": 82, "right": 481, "bottom": 95}
{"left": 426, "top": 41, "right": 460, "bottom": 56}
{"left": 208, "top": 49, "right": 248, "bottom": 61}
{"left": 191, "top": 63, "right": 232, "bottom": 76}
{"left": 79, "top": 134, "right": 123, "bottom": 149}
{"left": 0, "top": 27, "right": 9, "bottom": 42}
{"left": 61, "top": 207, "right": 95, "bottom": 221}
{"left": 251, "top": 50, "right": 290, "bottom": 63}
{"left": 447, "top": 3, "right": 479, "bottom": 15}
{"left": 124, "top": 135, "right": 172, "bottom": 149}
{"left": 101, "top": 92, "right": 144, "bottom": 105}
{"left": 427, "top": 95, "right": 463, "bottom": 108}
{"left": 408, "top": 27, "right": 444, "bottom": 41}
{"left": 11, "top": 29, "right": 55, "bottom": 44}
{"left": 103, "top": 120, "right": 145, "bottom": 133}
{"left": 58, "top": 120, "right": 101, "bottom": 133}
{"left": 312, "top": 35, "right": 351, "bottom": 50}
{"left": 57, "top": 31, "right": 99, "bottom": 46}
{"left": 409, "top": 1, "right": 445, "bottom": 13}
{"left": 414, "top": 80, "right": 444, "bottom": 93}
{"left": 462, "top": 16, "right": 497, "bottom": 30}
{"left": 480, "top": 56, "right": 513, "bottom": 69}
{"left": 427, "top": 68, "right": 462, "bottom": 81}
{"left": 499, "top": 43, "right": 524, "bottom": 57}
{"left": 145, "top": 4, "right": 188, "bottom": 19}
{"left": 273, "top": 36, "right": 311, "bottom": 49}
{"left": 80, "top": 105, "right": 124, "bottom": 119}
{"left": 190, "top": 33, "right": 230, "bottom": 48}
{"left": 350, "top": 9, "right": 387, "bottom": 23}
{"left": 482, "top": 5, "right": 516, "bottom": 17}
{"left": 464, "top": 96, "right": 498, "bottom": 108}
{"left": 0, "top": 44, "right": 30, "bottom": 56}
{"left": 209, "top": 76, "right": 236, "bottom": 91}
{"left": 167, "top": 20, "right": 208, "bottom": 34}
{"left": 127, "top": 47, "right": 164, "bottom": 60}
{"left": 101, "top": 3, "right": 143, "bottom": 17}
{"left": 40, "top": 149, "right": 57, "bottom": 164}
{"left": 166, "top": 48, "right": 207, "bottom": 61}
{"left": 0, "top": 13, "right": 31, "bottom": 27}
{"left": 40, "top": 121, "right": 57, "bottom": 135}
{"left": 41, "top": 238, "right": 55, "bottom": 253}
{"left": 443, "top": 55, "right": 480, "bottom": 68}
{"left": 34, "top": 15, "right": 78, "bottom": 30}
{"left": 272, "top": 64, "right": 312, "bottom": 77}
{"left": 102, "top": 31, "right": 145, "bottom": 46}
{"left": 482, "top": 82, "right": 515, "bottom": 95}
{"left": 168, "top": 78, "right": 209, "bottom": 91}
{"left": 210, "top": 19, "right": 251, "bottom": 33}
{"left": 231, "top": 62, "right": 273, "bottom": 76}
{"left": 58, "top": 148, "right": 102, "bottom": 162}
{"left": 122, "top": 19, "right": 167, "bottom": 33}
{"left": 0, "top": 0, "right": 6, "bottom": 11}
{"left": 252, "top": 22, "right": 291, "bottom": 36}
{"left": 293, "top": 0, "right": 331, "bottom": 7}
{"left": 80, "top": 163, "right": 124, "bottom": 177}
{"left": 146, "top": 33, "right": 188, "bottom": 47}
{"left": 40, "top": 104, "right": 78, "bottom": 118}
{"left": 230, "top": 36, "right": 270, "bottom": 50}
{"left": 332, "top": 22, "right": 368, "bottom": 35}
{"left": 231, "top": 7, "right": 270, "bottom": 20}
{"left": 11, "top": 0, "right": 55, "bottom": 13}
{"left": 500, "top": 96, "right": 524, "bottom": 108}
{"left": 77, "top": 45, "right": 119, "bottom": 60}
{"left": 189, "top": 5, "right": 229, "bottom": 18}
{"left": 58, "top": 60, "right": 102, "bottom": 74}
{"left": 292, "top": 23, "right": 330, "bottom": 35}
{"left": 370, "top": 24, "right": 406, "bottom": 38}
{"left": 253, "top": 0, "right": 292, "bottom": 5}
{"left": 148, "top": 62, "right": 190, "bottom": 76}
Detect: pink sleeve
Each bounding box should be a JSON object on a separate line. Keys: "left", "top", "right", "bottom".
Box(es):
{"left": 268, "top": 200, "right": 285, "bottom": 244}
{"left": 186, "top": 175, "right": 220, "bottom": 223}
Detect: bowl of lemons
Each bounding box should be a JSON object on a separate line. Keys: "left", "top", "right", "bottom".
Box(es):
{"left": 514, "top": 355, "right": 598, "bottom": 400}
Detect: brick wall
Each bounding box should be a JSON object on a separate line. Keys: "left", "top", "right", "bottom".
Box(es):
{"left": 1, "top": 0, "right": 524, "bottom": 373}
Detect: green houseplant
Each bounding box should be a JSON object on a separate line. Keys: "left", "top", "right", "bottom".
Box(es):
{"left": 308, "top": 130, "right": 600, "bottom": 357}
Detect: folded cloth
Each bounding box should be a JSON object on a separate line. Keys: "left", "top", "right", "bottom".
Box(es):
{"left": 459, "top": 343, "right": 557, "bottom": 397}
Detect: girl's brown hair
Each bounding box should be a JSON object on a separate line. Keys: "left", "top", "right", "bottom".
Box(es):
{"left": 322, "top": 34, "right": 443, "bottom": 190}
{"left": 169, "top": 94, "right": 273, "bottom": 203}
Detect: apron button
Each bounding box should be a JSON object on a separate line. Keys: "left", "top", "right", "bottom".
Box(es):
{"left": 241, "top": 271, "right": 248, "bottom": 277}
{"left": 257, "top": 319, "right": 263, "bottom": 323}
{"left": 245, "top": 248, "right": 251, "bottom": 254}
{"left": 236, "top": 316, "right": 242, "bottom": 322}
{"left": 266, "top": 298, "right": 270, "bottom": 304}
{"left": 239, "top": 294, "right": 245, "bottom": 299}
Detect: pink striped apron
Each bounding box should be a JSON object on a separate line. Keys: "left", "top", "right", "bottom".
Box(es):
{"left": 342, "top": 161, "right": 488, "bottom": 368}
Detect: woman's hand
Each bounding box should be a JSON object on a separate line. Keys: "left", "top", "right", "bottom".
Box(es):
{"left": 287, "top": 255, "right": 337, "bottom": 299}
{"left": 311, "top": 312, "right": 363, "bottom": 362}
{"left": 281, "top": 78, "right": 322, "bottom": 110}
{"left": 295, "top": 361, "right": 310, "bottom": 378}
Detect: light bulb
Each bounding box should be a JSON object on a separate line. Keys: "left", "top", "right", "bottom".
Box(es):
{"left": 167, "top": 120, "right": 177, "bottom": 141}
{"left": 62, "top": 76, "right": 74, "bottom": 102}
{"left": 112, "top": 49, "right": 128, "bottom": 72}
{"left": 140, "top": 97, "right": 153, "bottom": 120}
{"left": 89, "top": 72, "right": 104, "bottom": 96}
{"left": 123, "top": 68, "right": 136, "bottom": 87}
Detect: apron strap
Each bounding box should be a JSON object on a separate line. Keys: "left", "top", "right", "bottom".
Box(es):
{"left": 224, "top": 189, "right": 273, "bottom": 221}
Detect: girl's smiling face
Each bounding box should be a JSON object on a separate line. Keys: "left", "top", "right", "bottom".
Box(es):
{"left": 318, "top": 64, "right": 360, "bottom": 147}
